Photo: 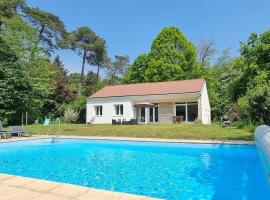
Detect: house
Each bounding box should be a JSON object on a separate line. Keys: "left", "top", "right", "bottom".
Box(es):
{"left": 86, "top": 78, "right": 211, "bottom": 124}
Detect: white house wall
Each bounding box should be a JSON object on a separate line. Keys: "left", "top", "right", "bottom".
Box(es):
{"left": 87, "top": 97, "right": 134, "bottom": 124}
{"left": 200, "top": 82, "right": 211, "bottom": 124}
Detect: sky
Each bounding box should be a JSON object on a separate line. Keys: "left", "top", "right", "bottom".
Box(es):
{"left": 28, "top": 0, "right": 270, "bottom": 75}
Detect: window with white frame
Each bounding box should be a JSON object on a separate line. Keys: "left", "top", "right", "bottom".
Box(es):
{"left": 114, "top": 104, "right": 123, "bottom": 115}
{"left": 95, "top": 105, "right": 102, "bottom": 116}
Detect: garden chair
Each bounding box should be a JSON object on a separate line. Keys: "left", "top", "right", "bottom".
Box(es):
{"left": 87, "top": 117, "right": 95, "bottom": 125}
{"left": 9, "top": 126, "right": 31, "bottom": 137}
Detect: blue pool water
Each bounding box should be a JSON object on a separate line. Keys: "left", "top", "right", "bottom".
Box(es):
{"left": 0, "top": 139, "right": 269, "bottom": 200}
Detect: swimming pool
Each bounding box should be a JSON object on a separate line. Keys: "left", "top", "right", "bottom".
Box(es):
{"left": 0, "top": 138, "right": 269, "bottom": 200}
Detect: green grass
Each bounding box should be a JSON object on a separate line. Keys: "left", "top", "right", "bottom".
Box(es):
{"left": 26, "top": 123, "right": 254, "bottom": 141}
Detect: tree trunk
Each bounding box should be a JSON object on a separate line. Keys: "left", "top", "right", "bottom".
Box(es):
{"left": 78, "top": 50, "right": 86, "bottom": 96}
{"left": 96, "top": 65, "right": 100, "bottom": 89}
{"left": 109, "top": 67, "right": 117, "bottom": 85}
{"left": 38, "top": 24, "right": 45, "bottom": 42}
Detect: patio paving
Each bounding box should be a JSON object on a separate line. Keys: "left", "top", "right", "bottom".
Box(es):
{"left": 0, "top": 174, "right": 158, "bottom": 200}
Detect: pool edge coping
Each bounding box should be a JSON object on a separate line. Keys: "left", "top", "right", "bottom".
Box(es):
{"left": 0, "top": 135, "right": 255, "bottom": 145}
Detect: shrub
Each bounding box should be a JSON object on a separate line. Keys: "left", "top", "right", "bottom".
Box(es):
{"left": 63, "top": 107, "right": 79, "bottom": 123}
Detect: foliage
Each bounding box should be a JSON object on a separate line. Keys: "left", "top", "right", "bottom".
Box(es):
{"left": 107, "top": 55, "right": 130, "bottom": 84}
{"left": 1, "top": 16, "right": 39, "bottom": 66}
{"left": 68, "top": 96, "right": 86, "bottom": 123}
{"left": 0, "top": 0, "right": 25, "bottom": 28}
{"left": 197, "top": 39, "right": 216, "bottom": 66}
{"left": 124, "top": 27, "right": 203, "bottom": 83}
{"left": 234, "top": 30, "right": 270, "bottom": 124}
{"left": 0, "top": 36, "right": 31, "bottom": 124}
{"left": 62, "top": 27, "right": 107, "bottom": 94}
{"left": 23, "top": 6, "right": 66, "bottom": 55}
{"left": 63, "top": 107, "right": 79, "bottom": 123}
{"left": 53, "top": 55, "right": 68, "bottom": 76}
{"left": 123, "top": 53, "right": 149, "bottom": 83}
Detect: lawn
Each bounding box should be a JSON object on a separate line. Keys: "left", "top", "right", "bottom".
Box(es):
{"left": 26, "top": 123, "right": 254, "bottom": 141}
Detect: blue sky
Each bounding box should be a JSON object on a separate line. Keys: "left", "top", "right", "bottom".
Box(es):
{"left": 28, "top": 0, "right": 270, "bottom": 74}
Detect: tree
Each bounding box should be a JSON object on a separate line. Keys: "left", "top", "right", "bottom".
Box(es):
{"left": 88, "top": 37, "right": 109, "bottom": 87}
{"left": 53, "top": 55, "right": 68, "bottom": 77}
{"left": 107, "top": 55, "right": 130, "bottom": 84}
{"left": 23, "top": 6, "right": 66, "bottom": 55}
{"left": 0, "top": 0, "right": 24, "bottom": 28}
{"left": 51, "top": 56, "right": 75, "bottom": 104}
{"left": 51, "top": 77, "right": 76, "bottom": 104}
{"left": 124, "top": 27, "right": 203, "bottom": 83}
{"left": 238, "top": 76, "right": 270, "bottom": 124}
{"left": 0, "top": 36, "right": 31, "bottom": 124}
{"left": 233, "top": 30, "right": 270, "bottom": 124}
{"left": 83, "top": 71, "right": 98, "bottom": 96}
{"left": 64, "top": 27, "right": 106, "bottom": 95}
{"left": 123, "top": 54, "right": 148, "bottom": 83}
{"left": 0, "top": 16, "right": 40, "bottom": 69}
{"left": 211, "top": 56, "right": 245, "bottom": 120}
{"left": 197, "top": 39, "right": 216, "bottom": 65}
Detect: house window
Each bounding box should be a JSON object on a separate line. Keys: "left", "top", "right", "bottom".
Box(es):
{"left": 115, "top": 104, "right": 123, "bottom": 115}
{"left": 95, "top": 105, "right": 102, "bottom": 116}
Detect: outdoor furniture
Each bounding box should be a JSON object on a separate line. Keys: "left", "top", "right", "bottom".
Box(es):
{"left": 87, "top": 117, "right": 95, "bottom": 125}
{"left": 173, "top": 116, "right": 184, "bottom": 124}
{"left": 112, "top": 118, "right": 138, "bottom": 125}
{"left": 221, "top": 117, "right": 231, "bottom": 127}
{"left": 9, "top": 126, "right": 31, "bottom": 137}
{"left": 112, "top": 119, "right": 122, "bottom": 125}
{"left": 122, "top": 119, "right": 131, "bottom": 125}
{"left": 130, "top": 119, "right": 138, "bottom": 125}
{"left": 222, "top": 120, "right": 231, "bottom": 127}
{"left": 43, "top": 118, "right": 51, "bottom": 135}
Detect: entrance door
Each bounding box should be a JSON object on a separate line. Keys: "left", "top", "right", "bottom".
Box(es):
{"left": 149, "top": 107, "right": 158, "bottom": 123}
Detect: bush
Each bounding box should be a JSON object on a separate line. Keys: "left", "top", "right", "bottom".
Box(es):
{"left": 194, "top": 118, "right": 202, "bottom": 124}
{"left": 63, "top": 107, "right": 79, "bottom": 123}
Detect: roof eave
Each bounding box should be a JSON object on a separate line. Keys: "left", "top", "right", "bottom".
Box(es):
{"left": 88, "top": 91, "right": 201, "bottom": 100}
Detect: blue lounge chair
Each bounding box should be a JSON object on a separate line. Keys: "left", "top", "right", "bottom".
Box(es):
{"left": 9, "top": 126, "right": 31, "bottom": 137}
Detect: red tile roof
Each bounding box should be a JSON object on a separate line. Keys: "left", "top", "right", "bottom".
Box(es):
{"left": 89, "top": 79, "right": 204, "bottom": 98}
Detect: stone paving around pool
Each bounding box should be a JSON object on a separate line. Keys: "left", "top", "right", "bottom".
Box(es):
{"left": 0, "top": 174, "right": 158, "bottom": 200}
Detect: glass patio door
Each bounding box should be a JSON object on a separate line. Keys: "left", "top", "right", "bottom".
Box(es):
{"left": 149, "top": 107, "right": 158, "bottom": 123}
{"left": 175, "top": 105, "right": 186, "bottom": 122}
{"left": 175, "top": 103, "right": 198, "bottom": 123}
{"left": 187, "top": 103, "right": 198, "bottom": 122}
{"left": 140, "top": 107, "right": 145, "bottom": 122}
{"left": 150, "top": 107, "right": 154, "bottom": 122}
